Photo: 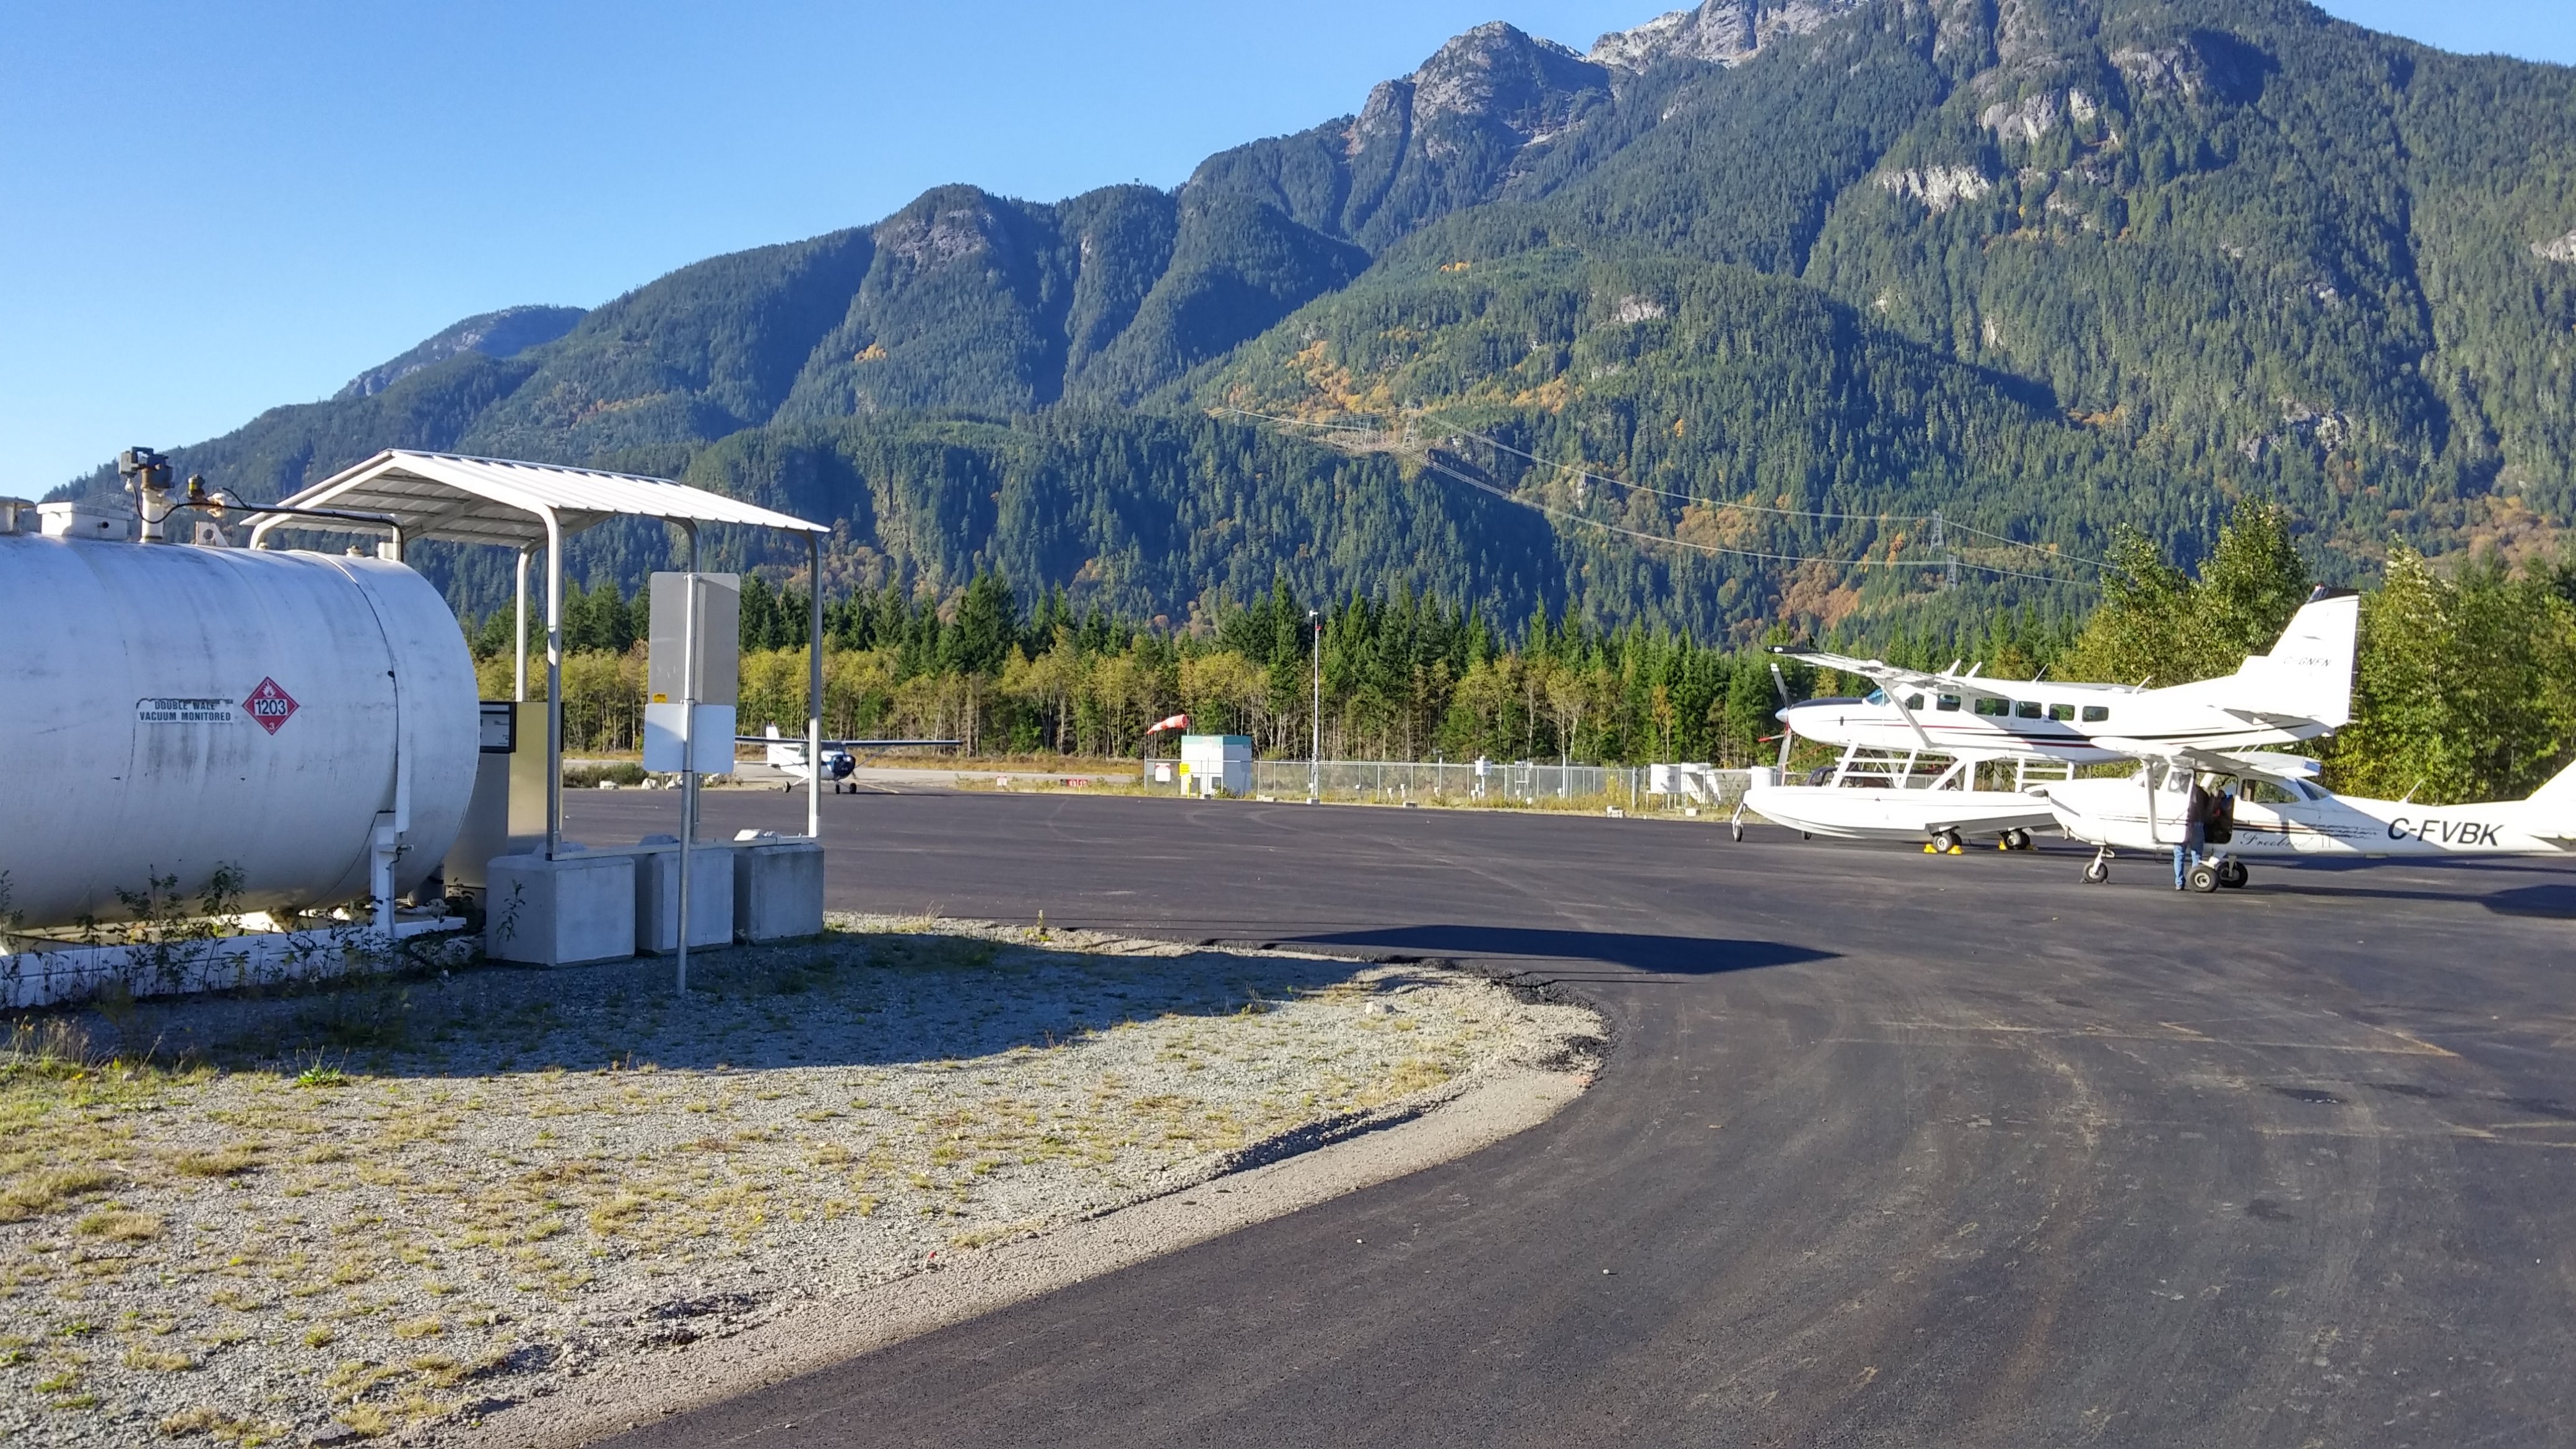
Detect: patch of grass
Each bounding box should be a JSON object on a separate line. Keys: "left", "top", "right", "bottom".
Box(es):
{"left": 302, "top": 1326, "right": 337, "bottom": 1349}
{"left": 123, "top": 1343, "right": 198, "bottom": 1372}
{"left": 1, "top": 1165, "right": 117, "bottom": 1221}
{"left": 77, "top": 1207, "right": 163, "bottom": 1241}
{"left": 168, "top": 1142, "right": 261, "bottom": 1178}
{"left": 389, "top": 1315, "right": 443, "bottom": 1341}
{"left": 323, "top": 1359, "right": 401, "bottom": 1403}
{"left": 336, "top": 1402, "right": 394, "bottom": 1437}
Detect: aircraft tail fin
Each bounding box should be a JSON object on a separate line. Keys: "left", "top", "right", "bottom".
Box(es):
{"left": 2520, "top": 756, "right": 2576, "bottom": 831}
{"left": 2222, "top": 588, "right": 2359, "bottom": 728}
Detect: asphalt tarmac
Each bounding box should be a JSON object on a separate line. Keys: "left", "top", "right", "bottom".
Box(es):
{"left": 563, "top": 786, "right": 2576, "bottom": 1448}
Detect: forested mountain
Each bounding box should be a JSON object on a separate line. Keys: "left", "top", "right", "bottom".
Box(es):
{"left": 333, "top": 305, "right": 585, "bottom": 401}
{"left": 50, "top": 0, "right": 2576, "bottom": 645}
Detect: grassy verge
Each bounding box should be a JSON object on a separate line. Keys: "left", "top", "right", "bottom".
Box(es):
{"left": 0, "top": 920, "right": 1591, "bottom": 1447}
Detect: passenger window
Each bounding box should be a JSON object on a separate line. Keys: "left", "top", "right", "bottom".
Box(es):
{"left": 2014, "top": 701, "right": 2042, "bottom": 719}
{"left": 1936, "top": 694, "right": 1961, "bottom": 712}
{"left": 2048, "top": 703, "right": 2074, "bottom": 722}
{"left": 2081, "top": 705, "right": 2109, "bottom": 723}
{"left": 1973, "top": 697, "right": 2008, "bottom": 717}
{"left": 1904, "top": 694, "right": 1925, "bottom": 710}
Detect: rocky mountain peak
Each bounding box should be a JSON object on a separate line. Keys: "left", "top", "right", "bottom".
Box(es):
{"left": 1407, "top": 21, "right": 1608, "bottom": 131}
{"left": 1588, "top": 0, "right": 1867, "bottom": 71}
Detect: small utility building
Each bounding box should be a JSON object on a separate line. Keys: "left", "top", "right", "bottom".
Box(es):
{"left": 1180, "top": 734, "right": 1252, "bottom": 796}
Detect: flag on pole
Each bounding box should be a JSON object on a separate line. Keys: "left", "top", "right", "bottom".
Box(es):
{"left": 1146, "top": 713, "right": 1190, "bottom": 734}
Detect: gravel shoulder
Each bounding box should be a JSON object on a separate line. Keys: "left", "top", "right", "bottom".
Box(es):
{"left": 0, "top": 916, "right": 1600, "bottom": 1448}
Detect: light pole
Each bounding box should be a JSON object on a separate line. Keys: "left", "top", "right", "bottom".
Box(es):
{"left": 1307, "top": 608, "right": 1322, "bottom": 804}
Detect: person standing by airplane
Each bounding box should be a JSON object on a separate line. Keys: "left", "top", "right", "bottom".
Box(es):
{"left": 2176, "top": 775, "right": 2211, "bottom": 890}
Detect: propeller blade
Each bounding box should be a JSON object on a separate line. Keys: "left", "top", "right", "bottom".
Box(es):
{"left": 1770, "top": 663, "right": 1793, "bottom": 709}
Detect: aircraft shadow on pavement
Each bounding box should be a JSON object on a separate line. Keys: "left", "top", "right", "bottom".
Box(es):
{"left": 1291, "top": 924, "right": 1833, "bottom": 975}
{"left": 2239, "top": 878, "right": 2576, "bottom": 914}
{"left": 2484, "top": 883, "right": 2576, "bottom": 919}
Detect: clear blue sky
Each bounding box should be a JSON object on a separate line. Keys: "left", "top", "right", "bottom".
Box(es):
{"left": 4, "top": 1, "right": 2568, "bottom": 495}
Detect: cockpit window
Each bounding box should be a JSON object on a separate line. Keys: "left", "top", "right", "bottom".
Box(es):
{"left": 2241, "top": 779, "right": 2300, "bottom": 805}
{"left": 1865, "top": 689, "right": 1887, "bottom": 706}
{"left": 1904, "top": 694, "right": 1925, "bottom": 711}
{"left": 1973, "top": 697, "right": 2008, "bottom": 717}
{"left": 1936, "top": 694, "right": 1961, "bottom": 711}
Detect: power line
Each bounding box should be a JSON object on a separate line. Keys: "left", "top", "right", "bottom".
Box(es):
{"left": 1416, "top": 454, "right": 2088, "bottom": 585}
{"left": 1223, "top": 406, "right": 2103, "bottom": 586}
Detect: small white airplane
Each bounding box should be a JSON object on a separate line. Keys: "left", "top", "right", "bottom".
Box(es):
{"left": 738, "top": 724, "right": 965, "bottom": 793}
{"left": 1736, "top": 752, "right": 2061, "bottom": 852}
{"left": 2043, "top": 752, "right": 2576, "bottom": 890}
{"left": 1772, "top": 588, "right": 2359, "bottom": 765}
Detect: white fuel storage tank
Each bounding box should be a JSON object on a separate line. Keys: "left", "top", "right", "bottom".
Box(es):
{"left": 0, "top": 533, "right": 478, "bottom": 929}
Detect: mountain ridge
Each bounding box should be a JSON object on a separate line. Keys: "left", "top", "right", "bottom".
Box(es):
{"left": 51, "top": 0, "right": 2576, "bottom": 642}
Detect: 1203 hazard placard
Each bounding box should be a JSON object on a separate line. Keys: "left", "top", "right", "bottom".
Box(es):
{"left": 242, "top": 677, "right": 299, "bottom": 734}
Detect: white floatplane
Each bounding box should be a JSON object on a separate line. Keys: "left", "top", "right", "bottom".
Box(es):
{"left": 1736, "top": 750, "right": 2063, "bottom": 853}
{"left": 1770, "top": 588, "right": 2359, "bottom": 766}
{"left": 2042, "top": 752, "right": 2576, "bottom": 890}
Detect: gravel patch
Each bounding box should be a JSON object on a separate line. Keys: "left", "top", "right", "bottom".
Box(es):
{"left": 0, "top": 916, "right": 1599, "bottom": 1447}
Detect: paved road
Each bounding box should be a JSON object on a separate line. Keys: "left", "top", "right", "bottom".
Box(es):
{"left": 564, "top": 789, "right": 2576, "bottom": 1448}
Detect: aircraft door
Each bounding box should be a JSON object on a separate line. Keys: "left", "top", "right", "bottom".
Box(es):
{"left": 2235, "top": 778, "right": 2317, "bottom": 853}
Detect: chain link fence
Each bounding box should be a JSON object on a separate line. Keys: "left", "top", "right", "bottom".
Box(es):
{"left": 1243, "top": 760, "right": 1757, "bottom": 811}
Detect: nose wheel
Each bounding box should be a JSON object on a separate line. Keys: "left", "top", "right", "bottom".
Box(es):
{"left": 2082, "top": 847, "right": 2112, "bottom": 884}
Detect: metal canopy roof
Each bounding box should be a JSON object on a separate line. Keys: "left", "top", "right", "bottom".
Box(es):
{"left": 259, "top": 449, "right": 826, "bottom": 549}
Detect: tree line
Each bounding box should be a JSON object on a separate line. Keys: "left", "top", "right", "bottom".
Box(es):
{"left": 461, "top": 503, "right": 2576, "bottom": 806}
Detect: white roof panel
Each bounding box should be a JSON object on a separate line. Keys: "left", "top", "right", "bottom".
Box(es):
{"left": 257, "top": 449, "right": 825, "bottom": 549}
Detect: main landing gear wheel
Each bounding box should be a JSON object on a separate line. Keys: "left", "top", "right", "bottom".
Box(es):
{"left": 1998, "top": 828, "right": 2034, "bottom": 851}
{"left": 2217, "top": 859, "right": 2248, "bottom": 889}
{"left": 2187, "top": 861, "right": 2221, "bottom": 894}
{"left": 2082, "top": 848, "right": 2112, "bottom": 884}
{"left": 1926, "top": 829, "right": 1964, "bottom": 855}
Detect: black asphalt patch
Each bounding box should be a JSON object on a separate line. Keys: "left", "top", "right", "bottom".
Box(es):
{"left": 564, "top": 789, "right": 2576, "bottom": 1448}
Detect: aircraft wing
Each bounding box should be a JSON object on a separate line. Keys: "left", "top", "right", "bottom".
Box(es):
{"left": 2222, "top": 707, "right": 2331, "bottom": 730}
{"left": 1765, "top": 646, "right": 1952, "bottom": 692}
{"left": 2089, "top": 739, "right": 2323, "bottom": 782}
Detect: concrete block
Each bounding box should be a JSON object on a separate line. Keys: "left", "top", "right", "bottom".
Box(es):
{"left": 634, "top": 844, "right": 733, "bottom": 954}
{"left": 485, "top": 852, "right": 636, "bottom": 965}
{"left": 733, "top": 838, "right": 824, "bottom": 943}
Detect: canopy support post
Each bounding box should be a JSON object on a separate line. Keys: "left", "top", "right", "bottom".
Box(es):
{"left": 513, "top": 544, "right": 533, "bottom": 703}
{"left": 542, "top": 507, "right": 564, "bottom": 861}
{"left": 808, "top": 531, "right": 824, "bottom": 840}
